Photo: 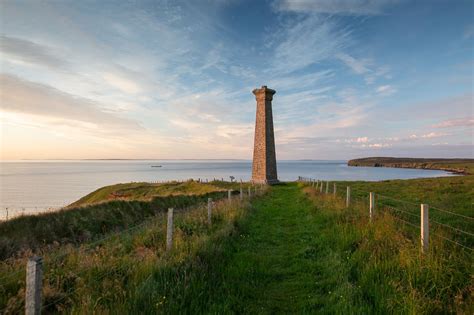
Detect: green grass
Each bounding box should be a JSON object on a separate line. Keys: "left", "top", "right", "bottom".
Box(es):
{"left": 0, "top": 180, "right": 252, "bottom": 260}
{"left": 332, "top": 175, "right": 474, "bottom": 247}
{"left": 348, "top": 157, "right": 474, "bottom": 174}
{"left": 0, "top": 192, "right": 263, "bottom": 313}
{"left": 0, "top": 179, "right": 471, "bottom": 313}
{"left": 126, "top": 182, "right": 473, "bottom": 313}
{"left": 69, "top": 180, "right": 251, "bottom": 207}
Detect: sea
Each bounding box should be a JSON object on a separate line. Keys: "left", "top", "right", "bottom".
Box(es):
{"left": 0, "top": 160, "right": 452, "bottom": 218}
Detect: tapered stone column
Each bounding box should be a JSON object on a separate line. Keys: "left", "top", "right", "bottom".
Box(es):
{"left": 251, "top": 86, "right": 279, "bottom": 184}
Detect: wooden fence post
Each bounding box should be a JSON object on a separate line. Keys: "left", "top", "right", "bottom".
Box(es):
{"left": 325, "top": 182, "right": 329, "bottom": 194}
{"left": 421, "top": 204, "right": 429, "bottom": 253}
{"left": 25, "top": 256, "right": 43, "bottom": 315}
{"left": 333, "top": 183, "right": 337, "bottom": 196}
{"left": 166, "top": 208, "right": 174, "bottom": 251}
{"left": 346, "top": 186, "right": 351, "bottom": 208}
{"left": 228, "top": 190, "right": 232, "bottom": 202}
{"left": 207, "top": 198, "right": 212, "bottom": 225}
{"left": 240, "top": 185, "right": 243, "bottom": 201}
{"left": 369, "top": 192, "right": 375, "bottom": 221}
{"left": 248, "top": 186, "right": 251, "bottom": 198}
{"left": 320, "top": 181, "right": 323, "bottom": 193}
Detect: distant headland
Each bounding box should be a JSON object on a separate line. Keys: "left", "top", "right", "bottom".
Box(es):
{"left": 348, "top": 157, "right": 474, "bottom": 175}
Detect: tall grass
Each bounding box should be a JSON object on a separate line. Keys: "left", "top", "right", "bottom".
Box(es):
{"left": 301, "top": 184, "right": 473, "bottom": 314}
{"left": 0, "top": 189, "right": 266, "bottom": 313}
{"left": 0, "top": 192, "right": 228, "bottom": 261}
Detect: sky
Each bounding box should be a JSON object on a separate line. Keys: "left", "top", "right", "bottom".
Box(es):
{"left": 0, "top": 0, "right": 473, "bottom": 160}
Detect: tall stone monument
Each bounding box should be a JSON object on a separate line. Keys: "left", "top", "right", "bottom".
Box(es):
{"left": 251, "top": 86, "right": 279, "bottom": 184}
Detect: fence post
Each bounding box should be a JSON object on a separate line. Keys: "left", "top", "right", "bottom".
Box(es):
{"left": 320, "top": 181, "right": 323, "bottom": 193}
{"left": 333, "top": 183, "right": 337, "bottom": 196}
{"left": 240, "top": 185, "right": 243, "bottom": 201}
{"left": 228, "top": 190, "right": 232, "bottom": 202}
{"left": 25, "top": 256, "right": 43, "bottom": 315}
{"left": 166, "top": 208, "right": 174, "bottom": 251}
{"left": 346, "top": 186, "right": 351, "bottom": 207}
{"left": 207, "top": 198, "right": 212, "bottom": 225}
{"left": 369, "top": 192, "right": 375, "bottom": 221}
{"left": 326, "top": 182, "right": 329, "bottom": 194}
{"left": 248, "top": 186, "right": 251, "bottom": 198}
{"left": 421, "top": 204, "right": 429, "bottom": 253}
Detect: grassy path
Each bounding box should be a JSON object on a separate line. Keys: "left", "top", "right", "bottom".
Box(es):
{"left": 133, "top": 180, "right": 471, "bottom": 313}
{"left": 207, "top": 182, "right": 339, "bottom": 313}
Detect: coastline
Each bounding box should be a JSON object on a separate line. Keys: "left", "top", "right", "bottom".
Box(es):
{"left": 347, "top": 157, "right": 474, "bottom": 175}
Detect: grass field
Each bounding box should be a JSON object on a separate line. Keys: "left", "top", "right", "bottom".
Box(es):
{"left": 0, "top": 177, "right": 472, "bottom": 313}
{"left": 0, "top": 180, "right": 250, "bottom": 260}
{"left": 348, "top": 157, "right": 474, "bottom": 175}
{"left": 0, "top": 189, "right": 265, "bottom": 313}
{"left": 69, "top": 180, "right": 249, "bottom": 207}
{"left": 145, "top": 182, "right": 471, "bottom": 314}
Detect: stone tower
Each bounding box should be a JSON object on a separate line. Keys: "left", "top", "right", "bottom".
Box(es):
{"left": 251, "top": 86, "right": 279, "bottom": 184}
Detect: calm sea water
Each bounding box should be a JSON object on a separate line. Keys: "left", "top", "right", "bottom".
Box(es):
{"left": 0, "top": 160, "right": 451, "bottom": 217}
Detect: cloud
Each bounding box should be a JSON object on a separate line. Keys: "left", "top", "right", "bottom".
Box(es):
{"left": 376, "top": 84, "right": 396, "bottom": 96}
{"left": 0, "top": 35, "right": 68, "bottom": 70}
{"left": 367, "top": 143, "right": 391, "bottom": 148}
{"left": 272, "top": 15, "right": 351, "bottom": 73}
{"left": 269, "top": 70, "right": 334, "bottom": 92}
{"left": 274, "top": 0, "right": 401, "bottom": 15}
{"left": 336, "top": 53, "right": 391, "bottom": 85}
{"left": 0, "top": 74, "right": 143, "bottom": 133}
{"left": 336, "top": 53, "right": 371, "bottom": 74}
{"left": 102, "top": 72, "right": 143, "bottom": 94}
{"left": 432, "top": 118, "right": 474, "bottom": 128}
{"left": 420, "top": 132, "right": 448, "bottom": 139}
{"left": 406, "top": 132, "right": 448, "bottom": 140}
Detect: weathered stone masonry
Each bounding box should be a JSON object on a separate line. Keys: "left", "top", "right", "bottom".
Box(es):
{"left": 251, "top": 86, "right": 279, "bottom": 184}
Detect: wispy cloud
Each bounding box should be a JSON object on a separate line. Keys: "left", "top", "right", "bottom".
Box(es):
{"left": 376, "top": 84, "right": 396, "bottom": 96}
{"left": 271, "top": 15, "right": 351, "bottom": 74}
{"left": 336, "top": 53, "right": 371, "bottom": 74}
{"left": 432, "top": 118, "right": 474, "bottom": 128}
{"left": 274, "top": 0, "right": 402, "bottom": 15}
{"left": 0, "top": 35, "right": 68, "bottom": 70}
{"left": 0, "top": 74, "right": 143, "bottom": 133}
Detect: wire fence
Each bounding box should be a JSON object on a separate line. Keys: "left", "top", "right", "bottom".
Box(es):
{"left": 0, "top": 185, "right": 267, "bottom": 314}
{"left": 0, "top": 178, "right": 248, "bottom": 223}
{"left": 298, "top": 177, "right": 474, "bottom": 252}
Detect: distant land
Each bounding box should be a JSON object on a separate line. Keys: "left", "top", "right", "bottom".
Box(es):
{"left": 348, "top": 157, "right": 474, "bottom": 175}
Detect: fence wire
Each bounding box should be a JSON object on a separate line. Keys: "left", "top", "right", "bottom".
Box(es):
{"left": 0, "top": 190, "right": 261, "bottom": 313}
{"left": 301, "top": 177, "right": 473, "bottom": 252}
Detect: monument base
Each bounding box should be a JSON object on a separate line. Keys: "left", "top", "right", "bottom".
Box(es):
{"left": 251, "top": 179, "right": 280, "bottom": 185}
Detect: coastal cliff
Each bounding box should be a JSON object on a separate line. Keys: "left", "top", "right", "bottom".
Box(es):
{"left": 347, "top": 157, "right": 474, "bottom": 175}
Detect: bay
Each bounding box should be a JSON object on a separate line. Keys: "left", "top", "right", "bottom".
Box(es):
{"left": 0, "top": 160, "right": 451, "bottom": 218}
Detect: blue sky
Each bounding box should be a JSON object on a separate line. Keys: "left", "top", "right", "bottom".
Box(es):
{"left": 0, "top": 0, "right": 472, "bottom": 160}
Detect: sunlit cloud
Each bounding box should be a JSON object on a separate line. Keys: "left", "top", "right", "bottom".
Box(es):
{"left": 0, "top": 0, "right": 472, "bottom": 160}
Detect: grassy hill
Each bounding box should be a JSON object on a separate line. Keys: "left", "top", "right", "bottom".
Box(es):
{"left": 69, "top": 180, "right": 255, "bottom": 207}
{"left": 0, "top": 177, "right": 471, "bottom": 313}
{"left": 0, "top": 180, "right": 250, "bottom": 260}
{"left": 348, "top": 157, "right": 474, "bottom": 174}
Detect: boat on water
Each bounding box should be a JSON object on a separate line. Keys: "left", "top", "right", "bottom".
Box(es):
{"left": 151, "top": 165, "right": 162, "bottom": 168}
